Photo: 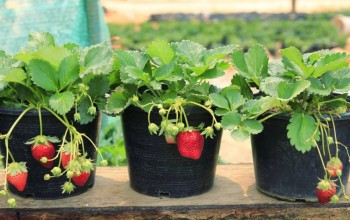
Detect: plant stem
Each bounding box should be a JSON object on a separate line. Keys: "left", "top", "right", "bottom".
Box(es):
{"left": 313, "top": 139, "right": 327, "bottom": 177}
{"left": 37, "top": 105, "right": 43, "bottom": 136}
{"left": 258, "top": 112, "right": 281, "bottom": 123}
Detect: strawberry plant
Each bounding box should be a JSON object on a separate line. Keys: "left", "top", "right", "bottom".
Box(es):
{"left": 106, "top": 40, "right": 235, "bottom": 159}
{"left": 217, "top": 43, "right": 350, "bottom": 205}
{"left": 0, "top": 32, "right": 115, "bottom": 207}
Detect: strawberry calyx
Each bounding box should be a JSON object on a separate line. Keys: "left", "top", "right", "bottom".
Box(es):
{"left": 25, "top": 135, "right": 60, "bottom": 149}
{"left": 7, "top": 162, "right": 27, "bottom": 176}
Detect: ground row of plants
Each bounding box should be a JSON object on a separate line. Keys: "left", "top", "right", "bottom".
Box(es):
{"left": 0, "top": 32, "right": 350, "bottom": 208}
{"left": 109, "top": 12, "right": 349, "bottom": 55}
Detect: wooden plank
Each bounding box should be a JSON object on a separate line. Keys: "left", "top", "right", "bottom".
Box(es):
{"left": 0, "top": 164, "right": 349, "bottom": 219}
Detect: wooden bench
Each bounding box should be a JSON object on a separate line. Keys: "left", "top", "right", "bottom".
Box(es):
{"left": 0, "top": 164, "right": 349, "bottom": 219}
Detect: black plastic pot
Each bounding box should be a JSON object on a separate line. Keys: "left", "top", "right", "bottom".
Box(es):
{"left": 251, "top": 113, "right": 350, "bottom": 202}
{"left": 122, "top": 105, "right": 222, "bottom": 198}
{"left": 0, "top": 106, "right": 101, "bottom": 199}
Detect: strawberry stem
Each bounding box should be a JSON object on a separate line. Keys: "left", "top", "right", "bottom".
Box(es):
{"left": 37, "top": 105, "right": 43, "bottom": 136}
{"left": 313, "top": 139, "right": 328, "bottom": 178}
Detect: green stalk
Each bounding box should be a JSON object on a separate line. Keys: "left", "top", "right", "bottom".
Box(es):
{"left": 330, "top": 116, "right": 339, "bottom": 158}
{"left": 313, "top": 139, "right": 327, "bottom": 178}
{"left": 37, "top": 105, "right": 43, "bottom": 136}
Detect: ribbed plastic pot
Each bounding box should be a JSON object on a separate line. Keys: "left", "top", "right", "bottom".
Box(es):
{"left": 122, "top": 105, "right": 222, "bottom": 198}
{"left": 0, "top": 106, "right": 101, "bottom": 199}
{"left": 251, "top": 113, "right": 350, "bottom": 202}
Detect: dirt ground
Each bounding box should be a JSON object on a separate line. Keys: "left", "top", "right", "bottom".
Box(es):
{"left": 101, "top": 0, "right": 350, "bottom": 164}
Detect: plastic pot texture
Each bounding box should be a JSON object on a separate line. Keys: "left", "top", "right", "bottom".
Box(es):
{"left": 251, "top": 113, "right": 350, "bottom": 202}
{"left": 122, "top": 105, "right": 222, "bottom": 198}
{"left": 0, "top": 106, "right": 101, "bottom": 199}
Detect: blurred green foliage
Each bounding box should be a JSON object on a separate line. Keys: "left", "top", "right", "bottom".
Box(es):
{"left": 98, "top": 115, "right": 127, "bottom": 166}
{"left": 109, "top": 12, "right": 349, "bottom": 54}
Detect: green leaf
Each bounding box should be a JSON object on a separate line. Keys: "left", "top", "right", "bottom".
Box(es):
{"left": 204, "top": 45, "right": 237, "bottom": 65}
{"left": 106, "top": 89, "right": 131, "bottom": 114}
{"left": 114, "top": 50, "right": 149, "bottom": 70}
{"left": 87, "top": 76, "right": 110, "bottom": 98}
{"left": 312, "top": 52, "right": 348, "bottom": 78}
{"left": 326, "top": 68, "right": 350, "bottom": 92}
{"left": 231, "top": 44, "right": 268, "bottom": 85}
{"left": 221, "top": 112, "right": 242, "bottom": 130}
{"left": 231, "top": 74, "right": 253, "bottom": 99}
{"left": 176, "top": 40, "right": 206, "bottom": 65}
{"left": 199, "top": 67, "right": 225, "bottom": 79}
{"left": 20, "top": 32, "right": 55, "bottom": 53}
{"left": 230, "top": 128, "right": 250, "bottom": 141}
{"left": 121, "top": 66, "right": 150, "bottom": 84}
{"left": 277, "top": 80, "right": 310, "bottom": 101}
{"left": 80, "top": 43, "right": 114, "bottom": 76}
{"left": 57, "top": 55, "right": 79, "bottom": 90}
{"left": 77, "top": 97, "right": 95, "bottom": 124}
{"left": 146, "top": 41, "right": 174, "bottom": 65}
{"left": 307, "top": 78, "right": 332, "bottom": 95}
{"left": 28, "top": 59, "right": 58, "bottom": 92}
{"left": 0, "top": 51, "right": 15, "bottom": 91}
{"left": 241, "top": 119, "right": 263, "bottom": 134}
{"left": 154, "top": 62, "right": 182, "bottom": 81}
{"left": 209, "top": 93, "right": 229, "bottom": 110}
{"left": 287, "top": 113, "right": 319, "bottom": 153}
{"left": 49, "top": 91, "right": 74, "bottom": 115}
{"left": 3, "top": 68, "right": 27, "bottom": 83}
{"left": 244, "top": 44, "right": 269, "bottom": 79}
{"left": 261, "top": 77, "right": 310, "bottom": 101}
{"left": 224, "top": 89, "right": 246, "bottom": 111}
{"left": 281, "top": 46, "right": 314, "bottom": 78}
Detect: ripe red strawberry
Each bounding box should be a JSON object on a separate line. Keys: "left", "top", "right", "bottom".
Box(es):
{"left": 72, "top": 171, "right": 90, "bottom": 187}
{"left": 176, "top": 130, "right": 204, "bottom": 160}
{"left": 61, "top": 143, "right": 77, "bottom": 168}
{"left": 326, "top": 157, "right": 343, "bottom": 177}
{"left": 71, "top": 157, "right": 94, "bottom": 187}
{"left": 26, "top": 135, "right": 60, "bottom": 168}
{"left": 316, "top": 179, "right": 336, "bottom": 205}
{"left": 6, "top": 162, "right": 28, "bottom": 192}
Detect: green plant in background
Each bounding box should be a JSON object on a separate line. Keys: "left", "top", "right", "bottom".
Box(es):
{"left": 108, "top": 12, "right": 348, "bottom": 55}
{"left": 0, "top": 32, "right": 115, "bottom": 207}
{"left": 215, "top": 43, "right": 350, "bottom": 205}
{"left": 98, "top": 116, "right": 127, "bottom": 166}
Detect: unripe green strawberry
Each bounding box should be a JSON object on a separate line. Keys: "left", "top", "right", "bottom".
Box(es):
{"left": 177, "top": 130, "right": 204, "bottom": 160}
{"left": 326, "top": 157, "right": 343, "bottom": 178}
{"left": 132, "top": 95, "right": 139, "bottom": 103}
{"left": 62, "top": 181, "right": 75, "bottom": 194}
{"left": 0, "top": 190, "right": 6, "bottom": 196}
{"left": 88, "top": 106, "right": 97, "bottom": 115}
{"left": 51, "top": 167, "right": 62, "bottom": 177}
{"left": 74, "top": 112, "right": 81, "bottom": 122}
{"left": 44, "top": 174, "right": 51, "bottom": 180}
{"left": 201, "top": 126, "right": 214, "bottom": 138}
{"left": 148, "top": 123, "right": 159, "bottom": 135}
{"left": 7, "top": 198, "right": 16, "bottom": 208}
{"left": 316, "top": 179, "right": 336, "bottom": 205}
{"left": 214, "top": 122, "right": 222, "bottom": 130}
{"left": 176, "top": 122, "right": 185, "bottom": 131}
{"left": 159, "top": 108, "right": 166, "bottom": 116}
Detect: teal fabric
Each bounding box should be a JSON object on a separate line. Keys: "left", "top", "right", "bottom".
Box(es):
{"left": 0, "top": 0, "right": 110, "bottom": 53}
